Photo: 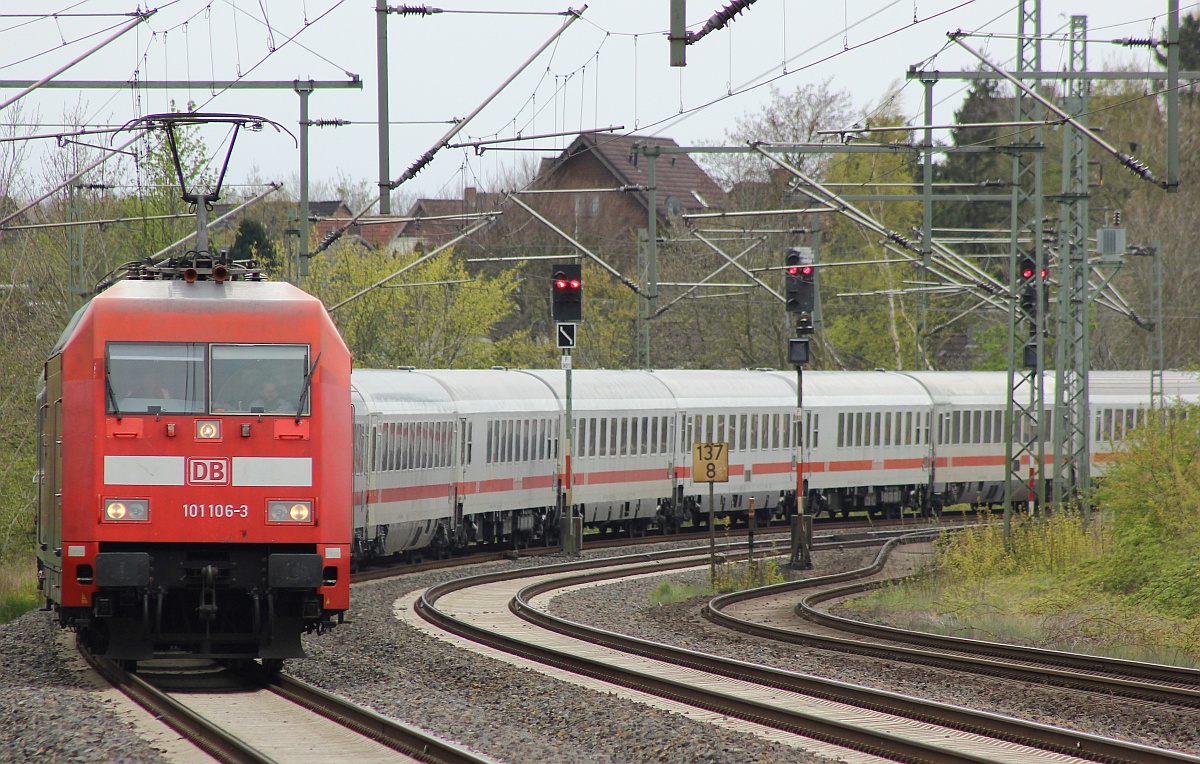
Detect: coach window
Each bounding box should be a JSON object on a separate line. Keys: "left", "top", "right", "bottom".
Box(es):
{"left": 107, "top": 342, "right": 207, "bottom": 415}
{"left": 210, "top": 344, "right": 309, "bottom": 415}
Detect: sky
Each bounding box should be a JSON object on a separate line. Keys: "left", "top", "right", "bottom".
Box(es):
{"left": 0, "top": 0, "right": 1189, "bottom": 212}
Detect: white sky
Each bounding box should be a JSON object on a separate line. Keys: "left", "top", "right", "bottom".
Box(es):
{"left": 1, "top": 0, "right": 1189, "bottom": 209}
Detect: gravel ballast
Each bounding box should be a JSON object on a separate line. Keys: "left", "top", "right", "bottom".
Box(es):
{"left": 5, "top": 539, "right": 1199, "bottom": 762}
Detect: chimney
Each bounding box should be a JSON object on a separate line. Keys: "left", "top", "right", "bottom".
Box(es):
{"left": 464, "top": 187, "right": 477, "bottom": 210}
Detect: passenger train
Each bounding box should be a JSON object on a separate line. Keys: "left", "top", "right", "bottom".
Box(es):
{"left": 349, "top": 367, "right": 1200, "bottom": 560}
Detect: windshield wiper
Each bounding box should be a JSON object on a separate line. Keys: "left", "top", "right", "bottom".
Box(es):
{"left": 105, "top": 367, "right": 122, "bottom": 421}
{"left": 295, "top": 352, "right": 321, "bottom": 424}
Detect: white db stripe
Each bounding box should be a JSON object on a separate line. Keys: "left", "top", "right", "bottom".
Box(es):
{"left": 104, "top": 456, "right": 185, "bottom": 486}
{"left": 232, "top": 457, "right": 312, "bottom": 487}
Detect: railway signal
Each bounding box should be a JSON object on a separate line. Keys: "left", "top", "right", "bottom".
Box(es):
{"left": 551, "top": 264, "right": 582, "bottom": 322}
{"left": 784, "top": 249, "right": 815, "bottom": 316}
{"left": 1019, "top": 256, "right": 1037, "bottom": 316}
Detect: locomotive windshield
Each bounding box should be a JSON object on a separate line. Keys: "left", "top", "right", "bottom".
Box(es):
{"left": 211, "top": 344, "right": 310, "bottom": 415}
{"left": 106, "top": 343, "right": 207, "bottom": 414}
{"left": 105, "top": 343, "right": 310, "bottom": 416}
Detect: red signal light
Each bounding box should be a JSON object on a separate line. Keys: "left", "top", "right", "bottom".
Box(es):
{"left": 555, "top": 279, "right": 568, "bottom": 289}
{"left": 1021, "top": 267, "right": 1035, "bottom": 280}
{"left": 800, "top": 265, "right": 814, "bottom": 276}
{"left": 786, "top": 266, "right": 799, "bottom": 275}
{"left": 569, "top": 279, "right": 581, "bottom": 289}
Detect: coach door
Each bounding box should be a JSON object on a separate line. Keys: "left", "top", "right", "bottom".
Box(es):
{"left": 363, "top": 413, "right": 381, "bottom": 527}
{"left": 351, "top": 412, "right": 369, "bottom": 531}
{"left": 453, "top": 417, "right": 469, "bottom": 527}
{"left": 668, "top": 412, "right": 684, "bottom": 500}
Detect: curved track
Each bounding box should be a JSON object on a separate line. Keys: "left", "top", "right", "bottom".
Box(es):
{"left": 412, "top": 535, "right": 1197, "bottom": 764}
{"left": 80, "top": 645, "right": 497, "bottom": 764}
{"left": 707, "top": 536, "right": 1200, "bottom": 708}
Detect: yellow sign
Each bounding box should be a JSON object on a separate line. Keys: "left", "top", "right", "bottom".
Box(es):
{"left": 692, "top": 442, "right": 729, "bottom": 483}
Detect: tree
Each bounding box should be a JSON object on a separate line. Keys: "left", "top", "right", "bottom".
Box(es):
{"left": 818, "top": 110, "right": 923, "bottom": 370}
{"left": 1156, "top": 13, "right": 1200, "bottom": 73}
{"left": 230, "top": 219, "right": 278, "bottom": 271}
{"left": 699, "top": 79, "right": 854, "bottom": 188}
{"left": 933, "top": 75, "right": 1011, "bottom": 237}
{"left": 303, "top": 243, "right": 541, "bottom": 368}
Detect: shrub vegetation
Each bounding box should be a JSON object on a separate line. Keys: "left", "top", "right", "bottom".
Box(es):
{"left": 846, "top": 402, "right": 1200, "bottom": 666}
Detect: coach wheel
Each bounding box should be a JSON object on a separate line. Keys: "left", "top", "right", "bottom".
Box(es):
{"left": 261, "top": 658, "right": 284, "bottom": 676}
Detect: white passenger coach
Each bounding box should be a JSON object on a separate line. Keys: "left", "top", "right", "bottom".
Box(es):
{"left": 348, "top": 368, "right": 1199, "bottom": 559}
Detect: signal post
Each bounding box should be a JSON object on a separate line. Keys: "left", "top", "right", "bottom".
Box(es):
{"left": 552, "top": 264, "right": 582, "bottom": 555}
{"left": 784, "top": 248, "right": 815, "bottom": 569}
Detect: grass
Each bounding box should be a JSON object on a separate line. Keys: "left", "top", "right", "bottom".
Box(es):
{"left": 841, "top": 510, "right": 1200, "bottom": 668}
{"left": 0, "top": 554, "right": 39, "bottom": 624}
{"left": 649, "top": 555, "right": 788, "bottom": 606}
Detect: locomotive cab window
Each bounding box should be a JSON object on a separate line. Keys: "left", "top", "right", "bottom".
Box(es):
{"left": 106, "top": 343, "right": 206, "bottom": 415}
{"left": 210, "top": 344, "right": 311, "bottom": 415}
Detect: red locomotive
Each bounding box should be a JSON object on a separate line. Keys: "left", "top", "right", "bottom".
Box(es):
{"left": 36, "top": 273, "right": 352, "bottom": 667}
{"left": 34, "top": 110, "right": 352, "bottom": 670}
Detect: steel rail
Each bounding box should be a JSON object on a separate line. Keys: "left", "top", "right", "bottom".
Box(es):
{"left": 416, "top": 531, "right": 1195, "bottom": 763}
{"left": 797, "top": 580, "right": 1200, "bottom": 698}
{"left": 418, "top": 541, "right": 978, "bottom": 764}
{"left": 504, "top": 534, "right": 1200, "bottom": 764}
{"left": 705, "top": 547, "right": 1200, "bottom": 709}
{"left": 265, "top": 672, "right": 499, "bottom": 764}
{"left": 80, "top": 646, "right": 275, "bottom": 764}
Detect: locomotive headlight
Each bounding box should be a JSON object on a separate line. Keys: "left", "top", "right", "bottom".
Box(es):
{"left": 104, "top": 499, "right": 149, "bottom": 522}
{"left": 267, "top": 500, "right": 313, "bottom": 523}
{"left": 196, "top": 420, "right": 222, "bottom": 440}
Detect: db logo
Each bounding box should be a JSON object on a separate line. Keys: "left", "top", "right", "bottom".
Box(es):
{"left": 187, "top": 458, "right": 231, "bottom": 485}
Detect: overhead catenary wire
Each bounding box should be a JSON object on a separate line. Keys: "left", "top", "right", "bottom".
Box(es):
{"left": 315, "top": 5, "right": 586, "bottom": 255}
{"left": 0, "top": 11, "right": 153, "bottom": 113}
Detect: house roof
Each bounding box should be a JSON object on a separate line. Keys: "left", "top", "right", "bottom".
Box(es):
{"left": 394, "top": 190, "right": 503, "bottom": 240}
{"left": 539, "top": 133, "right": 725, "bottom": 219}
{"left": 309, "top": 200, "right": 351, "bottom": 218}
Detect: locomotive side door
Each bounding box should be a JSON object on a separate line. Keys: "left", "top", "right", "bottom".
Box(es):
{"left": 36, "top": 355, "right": 64, "bottom": 602}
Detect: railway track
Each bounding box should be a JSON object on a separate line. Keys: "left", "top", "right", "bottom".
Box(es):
{"left": 707, "top": 535, "right": 1200, "bottom": 708}
{"left": 80, "top": 645, "right": 497, "bottom": 764}
{"left": 411, "top": 534, "right": 1199, "bottom": 764}
{"left": 352, "top": 514, "right": 957, "bottom": 583}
